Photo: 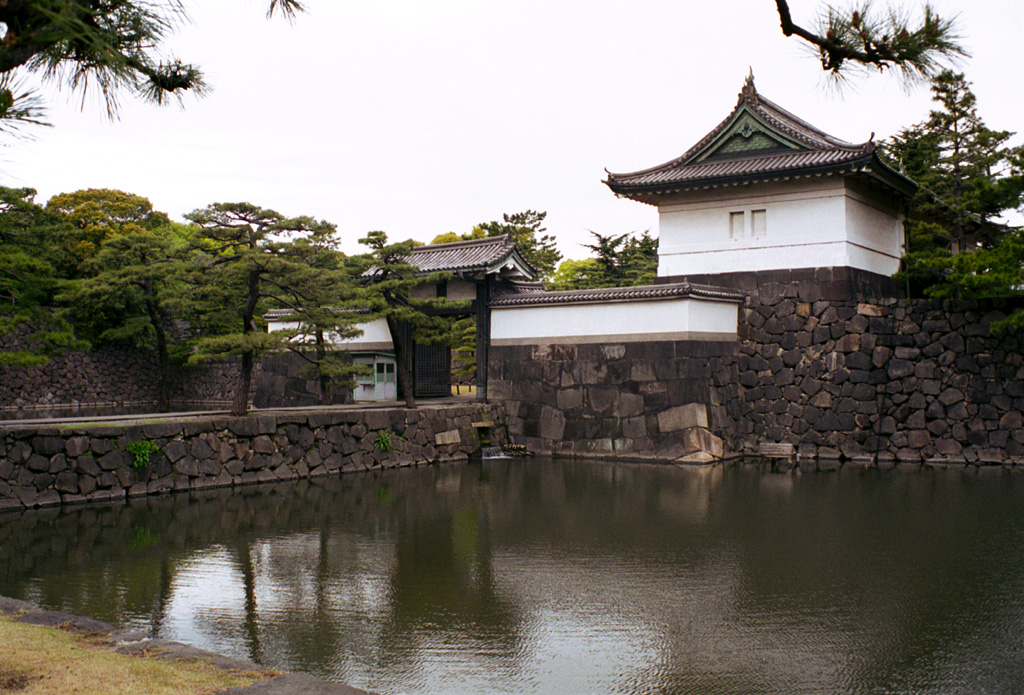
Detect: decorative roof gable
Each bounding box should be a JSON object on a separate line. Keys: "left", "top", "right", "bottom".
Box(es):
{"left": 408, "top": 234, "right": 539, "bottom": 280}
{"left": 364, "top": 235, "right": 540, "bottom": 282}
{"left": 604, "top": 74, "right": 915, "bottom": 204}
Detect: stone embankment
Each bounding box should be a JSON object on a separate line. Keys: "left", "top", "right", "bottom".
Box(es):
{"left": 0, "top": 404, "right": 504, "bottom": 511}
{"left": 723, "top": 272, "right": 1024, "bottom": 463}
{"left": 489, "top": 341, "right": 733, "bottom": 460}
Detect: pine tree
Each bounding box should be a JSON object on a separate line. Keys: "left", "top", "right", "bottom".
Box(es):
{"left": 357, "top": 231, "right": 457, "bottom": 408}
{"left": 474, "top": 211, "right": 561, "bottom": 279}
{"left": 774, "top": 0, "right": 966, "bottom": 86}
{"left": 0, "top": 1, "right": 304, "bottom": 130}
{"left": 886, "top": 71, "right": 1024, "bottom": 297}
{"left": 185, "top": 202, "right": 361, "bottom": 415}
{"left": 550, "top": 230, "right": 658, "bottom": 290}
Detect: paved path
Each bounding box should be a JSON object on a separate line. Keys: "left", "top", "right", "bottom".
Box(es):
{"left": 0, "top": 396, "right": 480, "bottom": 430}
{"left": 0, "top": 596, "right": 375, "bottom": 694}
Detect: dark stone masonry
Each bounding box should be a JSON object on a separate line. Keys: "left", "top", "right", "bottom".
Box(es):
{"left": 0, "top": 404, "right": 504, "bottom": 511}
{"left": 718, "top": 271, "right": 1024, "bottom": 464}
{"left": 489, "top": 267, "right": 1024, "bottom": 466}
{"left": 488, "top": 341, "right": 734, "bottom": 459}
{"left": 0, "top": 342, "right": 248, "bottom": 413}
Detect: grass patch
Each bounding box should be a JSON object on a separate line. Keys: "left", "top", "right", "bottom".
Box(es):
{"left": 0, "top": 614, "right": 275, "bottom": 694}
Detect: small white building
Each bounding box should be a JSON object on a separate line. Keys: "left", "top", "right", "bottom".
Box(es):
{"left": 265, "top": 234, "right": 540, "bottom": 402}
{"left": 604, "top": 75, "right": 917, "bottom": 282}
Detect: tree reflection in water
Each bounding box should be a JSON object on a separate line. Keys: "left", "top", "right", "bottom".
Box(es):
{"left": 2, "top": 460, "right": 1024, "bottom": 694}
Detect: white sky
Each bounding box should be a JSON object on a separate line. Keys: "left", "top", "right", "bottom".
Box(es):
{"left": 3, "top": 0, "right": 1020, "bottom": 260}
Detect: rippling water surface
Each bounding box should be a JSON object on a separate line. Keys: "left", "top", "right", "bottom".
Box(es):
{"left": 3, "top": 459, "right": 1024, "bottom": 694}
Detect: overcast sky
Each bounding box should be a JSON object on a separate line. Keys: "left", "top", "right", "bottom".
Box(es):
{"left": 4, "top": 0, "right": 1020, "bottom": 260}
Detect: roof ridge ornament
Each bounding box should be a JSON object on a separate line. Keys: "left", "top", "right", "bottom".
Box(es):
{"left": 739, "top": 68, "right": 757, "bottom": 104}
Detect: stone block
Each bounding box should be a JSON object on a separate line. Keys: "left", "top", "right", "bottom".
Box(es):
{"left": 938, "top": 388, "right": 965, "bottom": 406}
{"left": 26, "top": 454, "right": 50, "bottom": 473}
{"left": 163, "top": 440, "right": 188, "bottom": 462}
{"left": 172, "top": 458, "right": 199, "bottom": 477}
{"left": 98, "top": 450, "right": 124, "bottom": 471}
{"left": 96, "top": 472, "right": 118, "bottom": 489}
{"left": 614, "top": 393, "right": 645, "bottom": 419}
{"left": 587, "top": 387, "right": 619, "bottom": 414}
{"left": 189, "top": 438, "right": 214, "bottom": 460}
{"left": 225, "top": 417, "right": 260, "bottom": 437}
{"left": 435, "top": 429, "right": 461, "bottom": 445}
{"left": 54, "top": 472, "right": 79, "bottom": 494}
{"left": 887, "top": 360, "right": 915, "bottom": 379}
{"left": 538, "top": 406, "right": 566, "bottom": 441}
{"left": 65, "top": 436, "right": 90, "bottom": 458}
{"left": 251, "top": 435, "right": 275, "bottom": 454}
{"left": 557, "top": 388, "right": 583, "bottom": 410}
{"left": 676, "top": 427, "right": 724, "bottom": 459}
{"left": 658, "top": 404, "right": 708, "bottom": 433}
{"left": 32, "top": 436, "right": 65, "bottom": 456}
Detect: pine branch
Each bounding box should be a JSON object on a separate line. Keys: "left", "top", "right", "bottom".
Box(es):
{"left": 775, "top": 0, "right": 966, "bottom": 84}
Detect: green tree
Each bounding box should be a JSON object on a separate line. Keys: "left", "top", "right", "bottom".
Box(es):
{"left": 0, "top": 187, "right": 84, "bottom": 365}
{"left": 774, "top": 0, "right": 966, "bottom": 85}
{"left": 357, "top": 231, "right": 457, "bottom": 408}
{"left": 262, "top": 227, "right": 370, "bottom": 402}
{"left": 450, "top": 316, "right": 477, "bottom": 383}
{"left": 547, "top": 258, "right": 604, "bottom": 291}
{"left": 0, "top": 0, "right": 304, "bottom": 128}
{"left": 58, "top": 226, "right": 193, "bottom": 407}
{"left": 474, "top": 210, "right": 561, "bottom": 279}
{"left": 45, "top": 188, "right": 171, "bottom": 277}
{"left": 548, "top": 231, "right": 658, "bottom": 290}
{"left": 185, "top": 202, "right": 341, "bottom": 416}
{"left": 887, "top": 71, "right": 1024, "bottom": 296}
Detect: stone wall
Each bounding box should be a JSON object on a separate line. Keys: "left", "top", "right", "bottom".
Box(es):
{"left": 0, "top": 345, "right": 248, "bottom": 414}
{"left": 490, "top": 267, "right": 1024, "bottom": 465}
{"left": 723, "top": 283, "right": 1024, "bottom": 464}
{"left": 0, "top": 404, "right": 504, "bottom": 511}
{"left": 252, "top": 352, "right": 352, "bottom": 409}
{"left": 488, "top": 341, "right": 737, "bottom": 459}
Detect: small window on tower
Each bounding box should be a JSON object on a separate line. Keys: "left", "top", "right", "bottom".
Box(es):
{"left": 729, "top": 211, "right": 745, "bottom": 239}
{"left": 751, "top": 209, "right": 767, "bottom": 237}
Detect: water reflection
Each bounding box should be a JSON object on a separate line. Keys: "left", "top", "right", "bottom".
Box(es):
{"left": 2, "top": 460, "right": 1024, "bottom": 694}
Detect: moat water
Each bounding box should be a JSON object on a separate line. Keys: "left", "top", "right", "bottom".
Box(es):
{"left": 3, "top": 458, "right": 1024, "bottom": 695}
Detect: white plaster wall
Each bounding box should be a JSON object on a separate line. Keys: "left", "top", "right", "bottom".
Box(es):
{"left": 491, "top": 297, "right": 738, "bottom": 345}
{"left": 267, "top": 317, "right": 393, "bottom": 351}
{"left": 655, "top": 177, "right": 903, "bottom": 277}
{"left": 844, "top": 192, "right": 904, "bottom": 276}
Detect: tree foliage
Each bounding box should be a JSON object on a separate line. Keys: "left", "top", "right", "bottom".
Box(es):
{"left": 185, "top": 202, "right": 356, "bottom": 415}
{"left": 45, "top": 188, "right": 171, "bottom": 276}
{"left": 774, "top": 0, "right": 966, "bottom": 86}
{"left": 886, "top": 71, "right": 1024, "bottom": 299}
{"left": 548, "top": 231, "right": 658, "bottom": 291}
{"left": 473, "top": 210, "right": 562, "bottom": 279}
{"left": 0, "top": 0, "right": 305, "bottom": 130}
{"left": 263, "top": 225, "right": 369, "bottom": 402}
{"left": 59, "top": 226, "right": 192, "bottom": 406}
{"left": 357, "top": 231, "right": 457, "bottom": 408}
{"left": 0, "top": 186, "right": 84, "bottom": 365}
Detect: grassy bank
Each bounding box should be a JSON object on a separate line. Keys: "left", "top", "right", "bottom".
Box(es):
{"left": 0, "top": 613, "right": 275, "bottom": 695}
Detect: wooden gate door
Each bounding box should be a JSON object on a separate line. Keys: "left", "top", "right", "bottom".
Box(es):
{"left": 413, "top": 342, "right": 451, "bottom": 398}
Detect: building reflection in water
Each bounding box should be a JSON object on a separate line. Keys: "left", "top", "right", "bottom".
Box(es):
{"left": 3, "top": 460, "right": 1024, "bottom": 694}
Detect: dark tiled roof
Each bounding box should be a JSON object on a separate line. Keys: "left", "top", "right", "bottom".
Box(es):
{"left": 490, "top": 282, "right": 744, "bottom": 307}
{"left": 408, "top": 235, "right": 539, "bottom": 278}
{"left": 492, "top": 281, "right": 548, "bottom": 297}
{"left": 605, "top": 76, "right": 915, "bottom": 203}
{"left": 264, "top": 307, "right": 371, "bottom": 320}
